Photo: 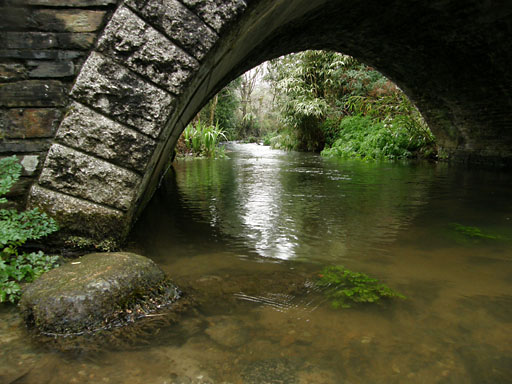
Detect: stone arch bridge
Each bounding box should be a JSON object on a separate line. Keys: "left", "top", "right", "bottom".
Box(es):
{"left": 1, "top": 0, "right": 511, "bottom": 246}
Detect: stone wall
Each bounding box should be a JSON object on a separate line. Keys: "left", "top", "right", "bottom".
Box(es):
{"left": 22, "top": 0, "right": 248, "bottom": 246}
{"left": 0, "top": 0, "right": 117, "bottom": 206}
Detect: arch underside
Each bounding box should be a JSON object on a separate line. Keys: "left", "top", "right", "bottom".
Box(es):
{"left": 28, "top": 0, "right": 512, "bottom": 246}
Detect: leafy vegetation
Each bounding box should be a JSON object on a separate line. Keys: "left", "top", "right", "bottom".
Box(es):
{"left": 178, "top": 120, "right": 227, "bottom": 158}
{"left": 176, "top": 50, "right": 436, "bottom": 160}
{"left": 0, "top": 156, "right": 59, "bottom": 303}
{"left": 316, "top": 265, "right": 405, "bottom": 309}
{"left": 195, "top": 79, "right": 242, "bottom": 141}
{"left": 265, "top": 51, "right": 436, "bottom": 159}
{"left": 266, "top": 51, "right": 344, "bottom": 151}
{"left": 264, "top": 128, "right": 300, "bottom": 151}
{"left": 321, "top": 115, "right": 433, "bottom": 160}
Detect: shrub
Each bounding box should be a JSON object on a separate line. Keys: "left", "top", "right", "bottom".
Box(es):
{"left": 244, "top": 136, "right": 259, "bottom": 144}
{"left": 269, "top": 128, "right": 300, "bottom": 151}
{"left": 0, "top": 156, "right": 59, "bottom": 303}
{"left": 262, "top": 131, "right": 277, "bottom": 146}
{"left": 321, "top": 115, "right": 435, "bottom": 160}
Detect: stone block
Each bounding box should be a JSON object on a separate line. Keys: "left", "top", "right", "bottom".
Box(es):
{"left": 71, "top": 51, "right": 175, "bottom": 138}
{"left": 0, "top": 32, "right": 58, "bottom": 50}
{"left": 0, "top": 63, "right": 28, "bottom": 81}
{"left": 0, "top": 8, "right": 29, "bottom": 31}
{"left": 32, "top": 10, "right": 107, "bottom": 32}
{"left": 0, "top": 139, "right": 52, "bottom": 154}
{"left": 181, "top": 0, "right": 247, "bottom": 33}
{"left": 0, "top": 108, "right": 62, "bottom": 138}
{"left": 126, "top": 0, "right": 217, "bottom": 61}
{"left": 58, "top": 33, "right": 96, "bottom": 50}
{"left": 0, "top": 32, "right": 96, "bottom": 50}
{"left": 0, "top": 80, "right": 68, "bottom": 107}
{"left": 28, "top": 61, "right": 75, "bottom": 78}
{"left": 0, "top": 50, "right": 83, "bottom": 60}
{"left": 0, "top": 139, "right": 51, "bottom": 155}
{"left": 56, "top": 102, "right": 156, "bottom": 173}
{"left": 28, "top": 184, "right": 128, "bottom": 243}
{"left": 13, "top": 0, "right": 117, "bottom": 5}
{"left": 97, "top": 6, "right": 199, "bottom": 95}
{"left": 39, "top": 143, "right": 141, "bottom": 211}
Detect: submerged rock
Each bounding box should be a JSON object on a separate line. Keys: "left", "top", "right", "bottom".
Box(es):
{"left": 205, "top": 316, "right": 249, "bottom": 348}
{"left": 241, "top": 358, "right": 298, "bottom": 384}
{"left": 19, "top": 252, "right": 180, "bottom": 335}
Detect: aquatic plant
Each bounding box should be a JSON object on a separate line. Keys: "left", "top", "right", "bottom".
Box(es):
{"left": 316, "top": 265, "right": 405, "bottom": 309}
{"left": 451, "top": 223, "right": 503, "bottom": 241}
{"left": 0, "top": 156, "right": 59, "bottom": 303}
{"left": 181, "top": 120, "right": 227, "bottom": 158}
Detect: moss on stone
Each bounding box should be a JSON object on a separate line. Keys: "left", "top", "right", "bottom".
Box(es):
{"left": 19, "top": 252, "right": 180, "bottom": 335}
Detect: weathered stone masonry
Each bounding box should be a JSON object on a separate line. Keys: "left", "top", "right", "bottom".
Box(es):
{"left": 0, "top": 0, "right": 118, "bottom": 206}
{"left": 1, "top": 0, "right": 512, "bottom": 247}
{"left": 1, "top": 0, "right": 247, "bottom": 244}
{"left": 2, "top": 0, "right": 247, "bottom": 245}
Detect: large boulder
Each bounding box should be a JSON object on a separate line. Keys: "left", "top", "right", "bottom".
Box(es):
{"left": 19, "top": 252, "right": 180, "bottom": 335}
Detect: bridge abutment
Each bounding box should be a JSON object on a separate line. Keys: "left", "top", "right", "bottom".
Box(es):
{"left": 0, "top": 0, "right": 117, "bottom": 207}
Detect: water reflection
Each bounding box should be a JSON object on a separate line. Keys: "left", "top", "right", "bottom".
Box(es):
{"left": 139, "top": 143, "right": 436, "bottom": 263}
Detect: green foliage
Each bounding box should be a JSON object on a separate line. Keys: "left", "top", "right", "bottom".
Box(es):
{"left": 181, "top": 120, "right": 227, "bottom": 158}
{"left": 244, "top": 136, "right": 259, "bottom": 144}
{"left": 268, "top": 51, "right": 349, "bottom": 151}
{"left": 321, "top": 115, "right": 433, "bottom": 160}
{"left": 338, "top": 90, "right": 436, "bottom": 160}
{"left": 0, "top": 252, "right": 59, "bottom": 303}
{"left": 216, "top": 79, "right": 242, "bottom": 139}
{"left": 451, "top": 223, "right": 503, "bottom": 241}
{"left": 263, "top": 131, "right": 279, "bottom": 146}
{"left": 0, "top": 206, "right": 60, "bottom": 248}
{"left": 268, "top": 128, "right": 300, "bottom": 151}
{"left": 266, "top": 50, "right": 436, "bottom": 158}
{"left": 316, "top": 265, "right": 405, "bottom": 309}
{"left": 198, "top": 79, "right": 241, "bottom": 140}
{"left": 0, "top": 156, "right": 21, "bottom": 204}
{"left": 0, "top": 156, "right": 59, "bottom": 303}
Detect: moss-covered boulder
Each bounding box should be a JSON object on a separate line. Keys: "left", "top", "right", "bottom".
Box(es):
{"left": 19, "top": 252, "right": 180, "bottom": 335}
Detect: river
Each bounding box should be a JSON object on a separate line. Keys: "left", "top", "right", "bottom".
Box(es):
{"left": 1, "top": 143, "right": 511, "bottom": 383}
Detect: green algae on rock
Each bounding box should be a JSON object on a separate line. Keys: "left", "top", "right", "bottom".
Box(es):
{"left": 316, "top": 266, "right": 406, "bottom": 309}
{"left": 450, "top": 223, "right": 504, "bottom": 241}
{"left": 19, "top": 252, "right": 180, "bottom": 335}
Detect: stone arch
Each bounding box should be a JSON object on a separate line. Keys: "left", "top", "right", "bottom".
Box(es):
{"left": 27, "top": 0, "right": 512, "bottom": 246}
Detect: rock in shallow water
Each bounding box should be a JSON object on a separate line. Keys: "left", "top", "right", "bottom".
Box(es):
{"left": 19, "top": 252, "right": 180, "bottom": 335}
{"left": 241, "top": 358, "right": 298, "bottom": 384}
{"left": 205, "top": 315, "right": 249, "bottom": 348}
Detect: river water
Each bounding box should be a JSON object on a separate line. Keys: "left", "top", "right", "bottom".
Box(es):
{"left": 1, "top": 143, "right": 511, "bottom": 383}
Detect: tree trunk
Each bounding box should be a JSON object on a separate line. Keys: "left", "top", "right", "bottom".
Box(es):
{"left": 209, "top": 94, "right": 218, "bottom": 126}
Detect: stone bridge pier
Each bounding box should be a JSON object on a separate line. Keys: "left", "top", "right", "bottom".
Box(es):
{"left": 1, "top": 0, "right": 511, "bottom": 246}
